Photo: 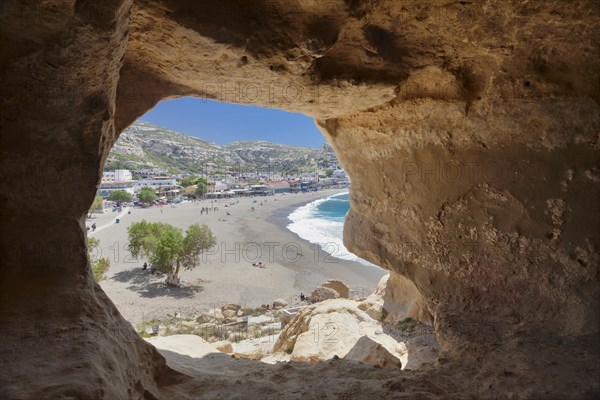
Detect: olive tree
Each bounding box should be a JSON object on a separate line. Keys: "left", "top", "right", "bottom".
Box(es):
{"left": 138, "top": 186, "right": 157, "bottom": 204}
{"left": 127, "top": 220, "right": 216, "bottom": 286}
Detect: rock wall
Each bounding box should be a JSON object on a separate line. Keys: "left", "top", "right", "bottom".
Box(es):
{"left": 359, "top": 272, "right": 433, "bottom": 324}
{"left": 325, "top": 92, "right": 600, "bottom": 396}
{"left": 1, "top": 0, "right": 599, "bottom": 398}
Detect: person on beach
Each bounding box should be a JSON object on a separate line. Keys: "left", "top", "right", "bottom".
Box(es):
{"left": 91, "top": 223, "right": 96, "bottom": 231}
{"left": 142, "top": 262, "right": 147, "bottom": 271}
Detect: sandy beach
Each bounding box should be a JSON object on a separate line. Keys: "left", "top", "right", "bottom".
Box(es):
{"left": 89, "top": 189, "right": 386, "bottom": 323}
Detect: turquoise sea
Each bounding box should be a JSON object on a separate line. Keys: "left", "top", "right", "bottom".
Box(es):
{"left": 287, "top": 192, "right": 380, "bottom": 269}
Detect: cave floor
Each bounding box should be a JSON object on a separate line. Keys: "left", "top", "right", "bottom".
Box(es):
{"left": 154, "top": 332, "right": 600, "bottom": 400}
{"left": 155, "top": 348, "right": 462, "bottom": 400}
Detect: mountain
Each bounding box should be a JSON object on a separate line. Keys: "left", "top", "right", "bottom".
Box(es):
{"left": 105, "top": 121, "right": 339, "bottom": 175}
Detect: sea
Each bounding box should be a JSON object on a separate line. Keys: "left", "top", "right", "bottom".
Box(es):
{"left": 287, "top": 192, "right": 381, "bottom": 269}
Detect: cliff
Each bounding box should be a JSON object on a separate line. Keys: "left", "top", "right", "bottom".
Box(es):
{"left": 1, "top": 1, "right": 598, "bottom": 398}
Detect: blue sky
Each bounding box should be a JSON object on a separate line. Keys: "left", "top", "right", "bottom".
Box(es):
{"left": 139, "top": 97, "right": 325, "bottom": 148}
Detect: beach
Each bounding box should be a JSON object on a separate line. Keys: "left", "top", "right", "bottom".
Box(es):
{"left": 90, "top": 189, "right": 386, "bottom": 323}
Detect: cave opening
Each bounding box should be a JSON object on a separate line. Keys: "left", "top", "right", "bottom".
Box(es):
{"left": 2, "top": 1, "right": 598, "bottom": 398}
{"left": 88, "top": 95, "right": 438, "bottom": 369}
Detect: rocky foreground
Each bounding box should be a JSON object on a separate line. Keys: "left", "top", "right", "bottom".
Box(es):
{"left": 144, "top": 276, "right": 439, "bottom": 370}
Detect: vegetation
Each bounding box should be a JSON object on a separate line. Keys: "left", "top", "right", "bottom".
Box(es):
{"left": 88, "top": 196, "right": 104, "bottom": 217}
{"left": 324, "top": 168, "right": 334, "bottom": 178}
{"left": 87, "top": 237, "right": 110, "bottom": 281}
{"left": 396, "top": 317, "right": 417, "bottom": 332}
{"left": 179, "top": 176, "right": 198, "bottom": 187}
{"left": 104, "top": 159, "right": 132, "bottom": 171}
{"left": 136, "top": 319, "right": 160, "bottom": 338}
{"left": 134, "top": 312, "right": 280, "bottom": 344}
{"left": 179, "top": 176, "right": 208, "bottom": 198}
{"left": 127, "top": 220, "right": 216, "bottom": 286}
{"left": 138, "top": 186, "right": 157, "bottom": 203}
{"left": 92, "top": 258, "right": 110, "bottom": 281}
{"left": 195, "top": 179, "right": 208, "bottom": 198}
{"left": 108, "top": 190, "right": 133, "bottom": 202}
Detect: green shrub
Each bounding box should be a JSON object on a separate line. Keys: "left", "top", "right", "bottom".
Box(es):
{"left": 92, "top": 258, "right": 110, "bottom": 281}
{"left": 396, "top": 317, "right": 416, "bottom": 332}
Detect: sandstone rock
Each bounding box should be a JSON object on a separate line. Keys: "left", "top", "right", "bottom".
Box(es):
{"left": 236, "top": 309, "right": 245, "bottom": 317}
{"left": 180, "top": 320, "right": 196, "bottom": 328}
{"left": 233, "top": 352, "right": 263, "bottom": 361}
{"left": 195, "top": 314, "right": 212, "bottom": 324}
{"left": 232, "top": 336, "right": 277, "bottom": 361}
{"left": 321, "top": 280, "right": 350, "bottom": 299}
{"left": 310, "top": 286, "right": 340, "bottom": 302}
{"left": 221, "top": 304, "right": 241, "bottom": 313}
{"left": 2, "top": 1, "right": 599, "bottom": 398}
{"left": 272, "top": 298, "right": 288, "bottom": 309}
{"left": 214, "top": 342, "right": 233, "bottom": 354}
{"left": 275, "top": 299, "right": 403, "bottom": 364}
{"left": 260, "top": 353, "right": 292, "bottom": 365}
{"left": 208, "top": 309, "right": 224, "bottom": 322}
{"left": 359, "top": 273, "right": 433, "bottom": 324}
{"left": 403, "top": 334, "right": 440, "bottom": 371}
{"left": 222, "top": 309, "right": 237, "bottom": 319}
{"left": 343, "top": 336, "right": 402, "bottom": 369}
{"left": 146, "top": 335, "right": 219, "bottom": 359}
{"left": 397, "top": 342, "right": 408, "bottom": 356}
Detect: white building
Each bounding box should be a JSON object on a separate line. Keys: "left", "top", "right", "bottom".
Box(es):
{"left": 133, "top": 177, "right": 178, "bottom": 193}
{"left": 214, "top": 181, "right": 229, "bottom": 192}
{"left": 99, "top": 169, "right": 134, "bottom": 198}
{"left": 102, "top": 169, "right": 132, "bottom": 183}
{"left": 98, "top": 182, "right": 134, "bottom": 198}
{"left": 132, "top": 168, "right": 166, "bottom": 177}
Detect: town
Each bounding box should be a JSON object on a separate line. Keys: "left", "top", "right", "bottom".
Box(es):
{"left": 97, "top": 166, "right": 351, "bottom": 207}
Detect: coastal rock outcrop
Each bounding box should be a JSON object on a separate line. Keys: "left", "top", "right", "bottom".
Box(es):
{"left": 321, "top": 280, "right": 350, "bottom": 299}
{"left": 272, "top": 298, "right": 289, "bottom": 309}
{"left": 344, "top": 336, "right": 402, "bottom": 369}
{"left": 274, "top": 299, "right": 404, "bottom": 364}
{"left": 310, "top": 286, "right": 340, "bottom": 301}
{"left": 1, "top": 0, "right": 599, "bottom": 398}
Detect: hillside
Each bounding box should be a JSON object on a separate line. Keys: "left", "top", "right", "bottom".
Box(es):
{"left": 106, "top": 121, "right": 338, "bottom": 175}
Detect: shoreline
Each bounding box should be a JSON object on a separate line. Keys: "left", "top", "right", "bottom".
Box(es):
{"left": 93, "top": 189, "right": 387, "bottom": 323}
{"left": 269, "top": 193, "right": 385, "bottom": 278}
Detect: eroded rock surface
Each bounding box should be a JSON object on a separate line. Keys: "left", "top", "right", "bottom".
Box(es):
{"left": 274, "top": 299, "right": 404, "bottom": 363}
{"left": 359, "top": 272, "right": 433, "bottom": 323}
{"left": 1, "top": 0, "right": 599, "bottom": 399}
